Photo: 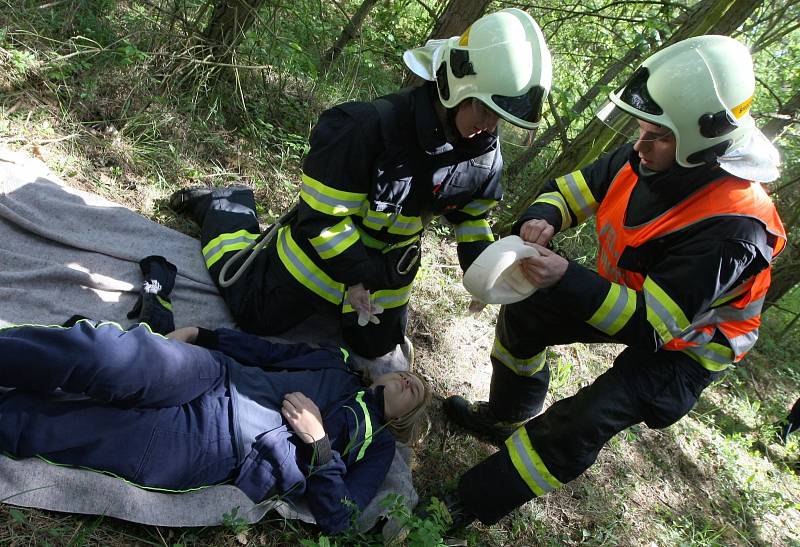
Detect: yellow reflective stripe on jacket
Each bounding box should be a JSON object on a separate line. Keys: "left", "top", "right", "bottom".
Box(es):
{"left": 586, "top": 283, "right": 636, "bottom": 335}
{"left": 455, "top": 219, "right": 494, "bottom": 243}
{"left": 300, "top": 174, "right": 366, "bottom": 216}
{"left": 342, "top": 283, "right": 414, "bottom": 314}
{"left": 354, "top": 391, "right": 373, "bottom": 462}
{"left": 642, "top": 277, "right": 689, "bottom": 345}
{"left": 506, "top": 427, "right": 563, "bottom": 496}
{"left": 202, "top": 229, "right": 260, "bottom": 269}
{"left": 359, "top": 205, "right": 423, "bottom": 236}
{"left": 356, "top": 227, "right": 419, "bottom": 253}
{"left": 460, "top": 198, "right": 498, "bottom": 216}
{"left": 309, "top": 217, "right": 360, "bottom": 260}
{"left": 491, "top": 339, "right": 546, "bottom": 377}
{"left": 682, "top": 342, "right": 735, "bottom": 372}
{"left": 276, "top": 226, "right": 344, "bottom": 305}
{"left": 555, "top": 170, "right": 598, "bottom": 224}
{"left": 532, "top": 192, "right": 571, "bottom": 231}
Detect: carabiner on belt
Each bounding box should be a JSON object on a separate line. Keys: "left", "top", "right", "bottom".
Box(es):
{"left": 396, "top": 244, "right": 420, "bottom": 275}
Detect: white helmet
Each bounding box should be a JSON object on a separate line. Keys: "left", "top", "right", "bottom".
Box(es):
{"left": 403, "top": 9, "right": 552, "bottom": 130}
{"left": 598, "top": 35, "right": 757, "bottom": 168}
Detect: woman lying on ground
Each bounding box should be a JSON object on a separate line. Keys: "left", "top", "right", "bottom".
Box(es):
{"left": 0, "top": 320, "right": 430, "bottom": 533}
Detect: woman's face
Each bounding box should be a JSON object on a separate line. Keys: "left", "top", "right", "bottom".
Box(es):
{"left": 372, "top": 371, "right": 425, "bottom": 419}
{"left": 454, "top": 98, "right": 500, "bottom": 139}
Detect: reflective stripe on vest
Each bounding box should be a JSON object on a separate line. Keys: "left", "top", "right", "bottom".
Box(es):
{"left": 300, "top": 173, "right": 366, "bottom": 216}
{"left": 586, "top": 283, "right": 637, "bottom": 335}
{"left": 491, "top": 339, "right": 546, "bottom": 377}
{"left": 309, "top": 217, "right": 360, "bottom": 260}
{"left": 594, "top": 164, "right": 786, "bottom": 368}
{"left": 555, "top": 170, "right": 598, "bottom": 224}
{"left": 276, "top": 226, "right": 344, "bottom": 305}
{"left": 455, "top": 219, "right": 494, "bottom": 243}
{"left": 342, "top": 283, "right": 415, "bottom": 314}
{"left": 532, "top": 191, "right": 571, "bottom": 231}
{"left": 202, "top": 229, "right": 259, "bottom": 269}
{"left": 354, "top": 391, "right": 373, "bottom": 462}
{"left": 506, "top": 427, "right": 563, "bottom": 496}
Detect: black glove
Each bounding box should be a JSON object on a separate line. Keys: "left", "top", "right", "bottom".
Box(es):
{"left": 127, "top": 255, "right": 177, "bottom": 335}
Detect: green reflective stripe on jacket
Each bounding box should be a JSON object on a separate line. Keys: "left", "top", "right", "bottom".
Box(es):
{"left": 643, "top": 277, "right": 689, "bottom": 345}
{"left": 300, "top": 174, "right": 366, "bottom": 216}
{"left": 342, "top": 283, "right": 414, "bottom": 314}
{"left": 276, "top": 226, "right": 344, "bottom": 305}
{"left": 309, "top": 217, "right": 360, "bottom": 260}
{"left": 682, "top": 342, "right": 735, "bottom": 372}
{"left": 556, "top": 170, "right": 597, "bottom": 224}
{"left": 354, "top": 391, "right": 373, "bottom": 462}
{"left": 506, "top": 427, "right": 563, "bottom": 496}
{"left": 491, "top": 339, "right": 546, "bottom": 377}
{"left": 455, "top": 219, "right": 494, "bottom": 243}
{"left": 460, "top": 198, "right": 497, "bottom": 216}
{"left": 156, "top": 296, "right": 172, "bottom": 311}
{"left": 586, "top": 283, "right": 636, "bottom": 335}
{"left": 361, "top": 207, "right": 389, "bottom": 230}
{"left": 533, "top": 192, "right": 571, "bottom": 231}
{"left": 387, "top": 213, "right": 423, "bottom": 236}
{"left": 202, "top": 230, "right": 259, "bottom": 269}
{"left": 356, "top": 227, "right": 419, "bottom": 253}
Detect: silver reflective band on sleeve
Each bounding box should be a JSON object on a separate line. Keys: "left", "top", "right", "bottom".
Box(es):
{"left": 556, "top": 171, "right": 597, "bottom": 223}
{"left": 586, "top": 284, "right": 636, "bottom": 335}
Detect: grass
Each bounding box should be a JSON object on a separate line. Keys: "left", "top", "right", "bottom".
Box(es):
{"left": 1, "top": 2, "right": 799, "bottom": 545}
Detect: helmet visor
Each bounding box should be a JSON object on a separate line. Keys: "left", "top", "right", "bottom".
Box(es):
{"left": 596, "top": 101, "right": 672, "bottom": 142}
{"left": 491, "top": 85, "right": 547, "bottom": 126}
{"left": 617, "top": 66, "right": 663, "bottom": 116}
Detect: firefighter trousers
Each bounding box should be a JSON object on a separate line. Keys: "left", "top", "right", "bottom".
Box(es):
{"left": 198, "top": 188, "right": 410, "bottom": 358}
{"left": 460, "top": 287, "right": 722, "bottom": 524}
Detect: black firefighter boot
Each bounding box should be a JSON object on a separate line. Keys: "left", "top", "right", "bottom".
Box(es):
{"left": 168, "top": 187, "right": 214, "bottom": 225}
{"left": 444, "top": 396, "right": 528, "bottom": 447}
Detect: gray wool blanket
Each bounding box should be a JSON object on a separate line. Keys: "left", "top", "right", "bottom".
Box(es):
{"left": 0, "top": 148, "right": 416, "bottom": 536}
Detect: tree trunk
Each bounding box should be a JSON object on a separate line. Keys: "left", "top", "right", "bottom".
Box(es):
{"left": 496, "top": 0, "right": 764, "bottom": 232}
{"left": 402, "top": 0, "right": 490, "bottom": 87}
{"left": 202, "top": 0, "right": 267, "bottom": 62}
{"left": 319, "top": 0, "right": 382, "bottom": 75}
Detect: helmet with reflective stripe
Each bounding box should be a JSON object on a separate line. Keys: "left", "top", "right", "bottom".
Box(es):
{"left": 601, "top": 35, "right": 756, "bottom": 167}
{"left": 405, "top": 9, "right": 552, "bottom": 130}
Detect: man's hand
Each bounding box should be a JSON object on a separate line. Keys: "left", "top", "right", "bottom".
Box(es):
{"left": 346, "top": 283, "right": 383, "bottom": 326}
{"left": 519, "top": 219, "right": 555, "bottom": 246}
{"left": 166, "top": 326, "right": 199, "bottom": 344}
{"left": 520, "top": 243, "right": 568, "bottom": 288}
{"left": 282, "top": 392, "right": 326, "bottom": 444}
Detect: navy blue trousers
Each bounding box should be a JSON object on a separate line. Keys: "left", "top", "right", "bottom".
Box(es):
{"left": 0, "top": 322, "right": 238, "bottom": 490}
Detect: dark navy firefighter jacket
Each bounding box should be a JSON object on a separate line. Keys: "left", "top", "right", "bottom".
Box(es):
{"left": 0, "top": 321, "right": 395, "bottom": 534}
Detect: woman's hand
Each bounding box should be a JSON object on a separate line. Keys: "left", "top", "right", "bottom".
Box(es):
{"left": 166, "top": 326, "right": 199, "bottom": 344}
{"left": 282, "top": 392, "right": 326, "bottom": 444}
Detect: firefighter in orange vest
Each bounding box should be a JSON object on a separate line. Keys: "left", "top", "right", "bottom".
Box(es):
{"left": 441, "top": 35, "right": 787, "bottom": 528}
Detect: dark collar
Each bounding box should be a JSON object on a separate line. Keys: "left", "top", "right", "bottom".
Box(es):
{"left": 411, "top": 83, "right": 497, "bottom": 157}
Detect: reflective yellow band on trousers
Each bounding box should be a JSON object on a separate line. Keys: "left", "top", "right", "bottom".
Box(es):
{"left": 506, "top": 427, "right": 563, "bottom": 496}
{"left": 491, "top": 339, "right": 546, "bottom": 377}
{"left": 202, "top": 229, "right": 259, "bottom": 269}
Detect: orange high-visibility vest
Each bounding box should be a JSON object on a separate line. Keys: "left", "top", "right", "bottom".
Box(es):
{"left": 596, "top": 163, "right": 786, "bottom": 366}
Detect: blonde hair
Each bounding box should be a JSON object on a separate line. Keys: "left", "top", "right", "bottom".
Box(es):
{"left": 385, "top": 371, "right": 432, "bottom": 445}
